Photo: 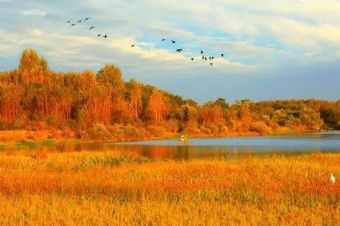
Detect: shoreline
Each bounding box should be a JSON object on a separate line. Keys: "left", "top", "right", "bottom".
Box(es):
{"left": 0, "top": 129, "right": 331, "bottom": 148}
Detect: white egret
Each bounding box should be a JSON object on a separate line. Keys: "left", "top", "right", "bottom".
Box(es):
{"left": 330, "top": 173, "right": 336, "bottom": 184}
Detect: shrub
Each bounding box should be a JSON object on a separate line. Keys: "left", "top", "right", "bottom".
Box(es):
{"left": 88, "top": 123, "right": 112, "bottom": 140}
{"left": 251, "top": 121, "right": 271, "bottom": 135}
{"left": 321, "top": 108, "right": 340, "bottom": 129}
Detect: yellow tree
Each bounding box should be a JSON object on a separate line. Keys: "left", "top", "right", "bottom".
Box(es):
{"left": 78, "top": 70, "right": 97, "bottom": 127}
{"left": 19, "top": 49, "right": 48, "bottom": 84}
{"left": 97, "top": 64, "right": 125, "bottom": 98}
{"left": 97, "top": 64, "right": 126, "bottom": 123}
{"left": 199, "top": 103, "right": 224, "bottom": 124}
{"left": 146, "top": 89, "right": 169, "bottom": 124}
{"left": 127, "top": 79, "right": 142, "bottom": 120}
{"left": 0, "top": 82, "right": 23, "bottom": 123}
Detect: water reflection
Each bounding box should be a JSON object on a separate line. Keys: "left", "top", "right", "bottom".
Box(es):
{"left": 27, "top": 132, "right": 340, "bottom": 160}
{"left": 123, "top": 132, "right": 340, "bottom": 150}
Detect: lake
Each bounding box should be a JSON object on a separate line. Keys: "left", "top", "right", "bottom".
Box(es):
{"left": 53, "top": 131, "right": 340, "bottom": 160}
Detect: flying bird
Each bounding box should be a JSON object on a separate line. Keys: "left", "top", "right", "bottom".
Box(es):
{"left": 200, "top": 50, "right": 204, "bottom": 54}
{"left": 210, "top": 62, "right": 213, "bottom": 66}
{"left": 171, "top": 40, "right": 176, "bottom": 44}
{"left": 97, "top": 34, "right": 101, "bottom": 37}
{"left": 191, "top": 58, "right": 194, "bottom": 61}
{"left": 77, "top": 20, "right": 82, "bottom": 23}
{"left": 131, "top": 44, "right": 135, "bottom": 47}
{"left": 84, "top": 17, "right": 90, "bottom": 21}
{"left": 89, "top": 26, "right": 95, "bottom": 30}
{"left": 103, "top": 34, "right": 108, "bottom": 38}
{"left": 66, "top": 20, "right": 71, "bottom": 23}
{"left": 71, "top": 23, "right": 76, "bottom": 26}
{"left": 221, "top": 53, "right": 224, "bottom": 58}
{"left": 161, "top": 39, "right": 166, "bottom": 41}
{"left": 176, "top": 48, "right": 183, "bottom": 52}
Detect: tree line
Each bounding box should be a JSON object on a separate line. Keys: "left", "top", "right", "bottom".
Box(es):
{"left": 0, "top": 49, "right": 339, "bottom": 140}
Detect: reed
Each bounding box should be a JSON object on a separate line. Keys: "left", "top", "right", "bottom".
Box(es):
{"left": 0, "top": 151, "right": 339, "bottom": 226}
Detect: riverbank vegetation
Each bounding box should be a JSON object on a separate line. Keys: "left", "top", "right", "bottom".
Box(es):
{"left": 0, "top": 49, "right": 340, "bottom": 142}
{"left": 0, "top": 150, "right": 339, "bottom": 226}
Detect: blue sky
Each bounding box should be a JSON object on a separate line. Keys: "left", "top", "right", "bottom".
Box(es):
{"left": 1, "top": 0, "right": 340, "bottom": 103}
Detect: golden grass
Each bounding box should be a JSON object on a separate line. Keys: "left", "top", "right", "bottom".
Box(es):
{"left": 0, "top": 150, "right": 339, "bottom": 226}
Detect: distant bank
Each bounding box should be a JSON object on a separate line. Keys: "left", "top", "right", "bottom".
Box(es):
{"left": 0, "top": 49, "right": 339, "bottom": 144}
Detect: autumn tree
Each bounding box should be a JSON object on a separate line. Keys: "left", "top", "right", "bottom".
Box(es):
{"left": 199, "top": 103, "right": 224, "bottom": 124}
{"left": 146, "top": 89, "right": 169, "bottom": 124}
{"left": 76, "top": 70, "right": 97, "bottom": 127}
{"left": 19, "top": 49, "right": 48, "bottom": 85}
{"left": 1, "top": 49, "right": 339, "bottom": 137}
{"left": 97, "top": 64, "right": 127, "bottom": 123}
{"left": 0, "top": 82, "right": 23, "bottom": 124}
{"left": 215, "top": 98, "right": 229, "bottom": 109}
{"left": 126, "top": 79, "right": 143, "bottom": 120}
{"left": 321, "top": 107, "right": 340, "bottom": 129}
{"left": 97, "top": 64, "right": 125, "bottom": 98}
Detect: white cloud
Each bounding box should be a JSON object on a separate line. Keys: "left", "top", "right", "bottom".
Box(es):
{"left": 2, "top": 0, "right": 340, "bottom": 101}
{"left": 3, "top": 0, "right": 340, "bottom": 74}
{"left": 139, "top": 1, "right": 340, "bottom": 51}
{"left": 0, "top": 29, "right": 21, "bottom": 55}
{"left": 22, "top": 9, "right": 46, "bottom": 16}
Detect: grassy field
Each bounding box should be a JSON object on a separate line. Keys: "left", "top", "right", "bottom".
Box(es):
{"left": 0, "top": 149, "right": 339, "bottom": 226}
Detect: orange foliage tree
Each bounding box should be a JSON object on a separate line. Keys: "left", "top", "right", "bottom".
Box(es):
{"left": 146, "top": 89, "right": 169, "bottom": 124}
{"left": 0, "top": 49, "right": 339, "bottom": 137}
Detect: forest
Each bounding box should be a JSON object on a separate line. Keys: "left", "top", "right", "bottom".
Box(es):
{"left": 0, "top": 49, "right": 339, "bottom": 141}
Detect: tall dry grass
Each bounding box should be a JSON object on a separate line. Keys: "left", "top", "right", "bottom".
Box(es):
{"left": 0, "top": 150, "right": 339, "bottom": 226}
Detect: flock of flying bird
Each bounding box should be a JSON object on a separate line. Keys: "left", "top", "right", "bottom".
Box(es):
{"left": 66, "top": 17, "right": 225, "bottom": 66}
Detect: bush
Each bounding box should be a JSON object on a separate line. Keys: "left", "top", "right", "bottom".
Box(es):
{"left": 88, "top": 123, "right": 112, "bottom": 140}
{"left": 321, "top": 108, "right": 340, "bottom": 129}
{"left": 251, "top": 121, "right": 271, "bottom": 135}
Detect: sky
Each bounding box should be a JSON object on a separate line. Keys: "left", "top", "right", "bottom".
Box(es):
{"left": 1, "top": 0, "right": 340, "bottom": 103}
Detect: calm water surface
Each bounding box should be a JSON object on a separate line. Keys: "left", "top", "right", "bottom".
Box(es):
{"left": 56, "top": 131, "right": 340, "bottom": 160}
